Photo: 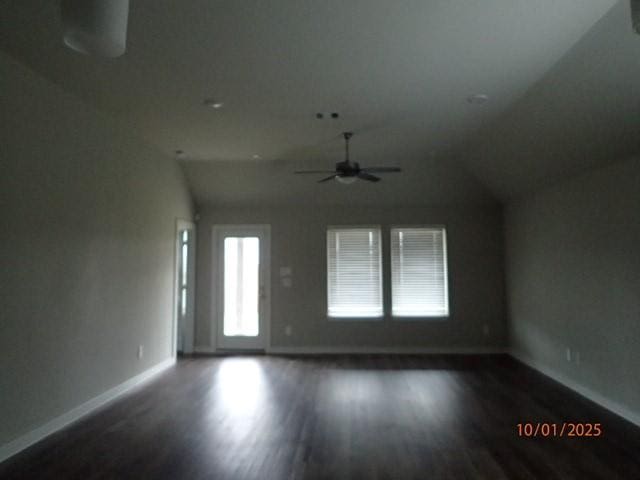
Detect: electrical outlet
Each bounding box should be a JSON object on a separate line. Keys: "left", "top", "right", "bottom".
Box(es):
{"left": 137, "top": 345, "right": 144, "bottom": 359}
{"left": 284, "top": 325, "right": 293, "bottom": 336}
{"left": 482, "top": 324, "right": 490, "bottom": 337}
{"left": 566, "top": 347, "right": 571, "bottom": 362}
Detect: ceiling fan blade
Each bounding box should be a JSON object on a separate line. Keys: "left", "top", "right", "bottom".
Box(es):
{"left": 360, "top": 167, "right": 402, "bottom": 173}
{"left": 294, "top": 170, "right": 337, "bottom": 174}
{"left": 318, "top": 174, "right": 337, "bottom": 183}
{"left": 357, "top": 172, "right": 381, "bottom": 182}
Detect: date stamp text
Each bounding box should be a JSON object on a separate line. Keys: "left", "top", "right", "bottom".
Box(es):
{"left": 517, "top": 422, "right": 602, "bottom": 438}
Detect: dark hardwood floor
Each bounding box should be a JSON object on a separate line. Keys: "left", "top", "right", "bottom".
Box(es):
{"left": 1, "top": 355, "right": 639, "bottom": 479}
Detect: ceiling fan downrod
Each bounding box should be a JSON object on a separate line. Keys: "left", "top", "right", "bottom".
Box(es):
{"left": 343, "top": 131, "right": 353, "bottom": 165}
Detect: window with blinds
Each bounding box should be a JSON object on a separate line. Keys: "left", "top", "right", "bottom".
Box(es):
{"left": 391, "top": 227, "right": 449, "bottom": 317}
{"left": 327, "top": 227, "right": 383, "bottom": 318}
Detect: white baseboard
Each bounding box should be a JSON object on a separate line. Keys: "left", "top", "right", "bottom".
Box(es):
{"left": 194, "top": 345, "right": 508, "bottom": 355}
{"left": 0, "top": 357, "right": 176, "bottom": 464}
{"left": 509, "top": 350, "right": 640, "bottom": 427}
{"left": 193, "top": 346, "right": 217, "bottom": 354}
{"left": 267, "top": 346, "right": 508, "bottom": 355}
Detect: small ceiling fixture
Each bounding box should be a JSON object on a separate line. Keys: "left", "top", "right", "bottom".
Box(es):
{"left": 467, "top": 93, "right": 489, "bottom": 105}
{"left": 294, "top": 132, "right": 402, "bottom": 184}
{"left": 203, "top": 98, "right": 224, "bottom": 109}
{"left": 61, "top": 0, "right": 130, "bottom": 57}
{"left": 316, "top": 112, "right": 340, "bottom": 119}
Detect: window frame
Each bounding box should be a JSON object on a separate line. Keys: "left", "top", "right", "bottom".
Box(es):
{"left": 390, "top": 224, "right": 450, "bottom": 320}
{"left": 326, "top": 225, "right": 384, "bottom": 320}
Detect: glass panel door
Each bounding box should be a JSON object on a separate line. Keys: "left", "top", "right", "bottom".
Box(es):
{"left": 223, "top": 237, "right": 260, "bottom": 337}
{"left": 174, "top": 220, "right": 195, "bottom": 355}
{"left": 215, "top": 225, "right": 270, "bottom": 350}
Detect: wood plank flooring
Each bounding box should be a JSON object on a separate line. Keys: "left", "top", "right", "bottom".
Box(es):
{"left": 1, "top": 355, "right": 639, "bottom": 479}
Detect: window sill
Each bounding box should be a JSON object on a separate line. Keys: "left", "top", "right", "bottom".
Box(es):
{"left": 391, "top": 315, "right": 449, "bottom": 321}
{"left": 328, "top": 315, "right": 384, "bottom": 321}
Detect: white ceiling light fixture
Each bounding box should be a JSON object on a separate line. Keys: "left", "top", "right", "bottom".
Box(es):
{"left": 61, "top": 0, "right": 129, "bottom": 58}
{"left": 467, "top": 93, "right": 489, "bottom": 105}
{"left": 335, "top": 176, "right": 358, "bottom": 185}
{"left": 203, "top": 98, "right": 224, "bottom": 109}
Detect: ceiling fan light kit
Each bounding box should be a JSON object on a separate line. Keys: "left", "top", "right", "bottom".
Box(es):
{"left": 294, "top": 132, "right": 402, "bottom": 184}
{"left": 61, "top": 0, "right": 130, "bottom": 57}
{"left": 336, "top": 176, "right": 357, "bottom": 185}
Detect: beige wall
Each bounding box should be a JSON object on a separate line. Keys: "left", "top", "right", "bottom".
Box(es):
{"left": 195, "top": 205, "right": 507, "bottom": 351}
{"left": 0, "top": 52, "right": 193, "bottom": 446}
{"left": 505, "top": 155, "right": 640, "bottom": 419}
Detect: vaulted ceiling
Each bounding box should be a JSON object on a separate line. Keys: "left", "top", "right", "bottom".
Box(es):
{"left": 3, "top": 0, "right": 636, "bottom": 206}
{"left": 458, "top": 0, "right": 640, "bottom": 199}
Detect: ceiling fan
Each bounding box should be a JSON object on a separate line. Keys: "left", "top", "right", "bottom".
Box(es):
{"left": 294, "top": 132, "right": 402, "bottom": 184}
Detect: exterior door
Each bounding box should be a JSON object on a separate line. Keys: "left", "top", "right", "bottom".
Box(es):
{"left": 175, "top": 219, "right": 196, "bottom": 355}
{"left": 214, "top": 225, "right": 270, "bottom": 350}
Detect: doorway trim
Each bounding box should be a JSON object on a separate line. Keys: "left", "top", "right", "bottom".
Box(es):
{"left": 211, "top": 224, "right": 271, "bottom": 352}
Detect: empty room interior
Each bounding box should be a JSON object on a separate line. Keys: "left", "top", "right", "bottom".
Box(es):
{"left": 1, "top": 1, "right": 640, "bottom": 479}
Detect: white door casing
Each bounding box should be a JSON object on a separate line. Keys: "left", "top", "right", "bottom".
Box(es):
{"left": 212, "top": 224, "right": 271, "bottom": 351}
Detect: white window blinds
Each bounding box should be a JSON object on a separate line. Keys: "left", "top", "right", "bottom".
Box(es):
{"left": 327, "top": 227, "right": 383, "bottom": 318}
{"left": 391, "top": 227, "right": 449, "bottom": 317}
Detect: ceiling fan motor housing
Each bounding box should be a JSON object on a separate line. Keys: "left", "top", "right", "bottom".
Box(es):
{"left": 336, "top": 160, "right": 359, "bottom": 176}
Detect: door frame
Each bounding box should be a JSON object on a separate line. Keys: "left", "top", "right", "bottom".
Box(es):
{"left": 211, "top": 224, "right": 271, "bottom": 351}
{"left": 173, "top": 218, "right": 196, "bottom": 356}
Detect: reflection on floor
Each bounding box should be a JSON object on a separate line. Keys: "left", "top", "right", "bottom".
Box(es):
{"left": 1, "top": 355, "right": 639, "bottom": 479}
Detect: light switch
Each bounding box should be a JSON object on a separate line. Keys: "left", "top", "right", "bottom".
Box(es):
{"left": 279, "top": 266, "right": 292, "bottom": 277}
